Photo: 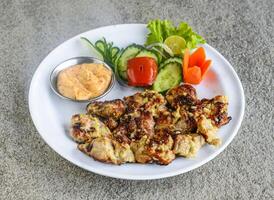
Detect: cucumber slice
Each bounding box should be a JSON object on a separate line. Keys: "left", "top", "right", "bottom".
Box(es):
{"left": 151, "top": 47, "right": 166, "bottom": 61}
{"left": 135, "top": 49, "right": 159, "bottom": 63}
{"left": 159, "top": 57, "right": 182, "bottom": 69}
{"left": 152, "top": 63, "right": 182, "bottom": 92}
{"left": 146, "top": 43, "right": 174, "bottom": 57}
{"left": 117, "top": 44, "right": 143, "bottom": 80}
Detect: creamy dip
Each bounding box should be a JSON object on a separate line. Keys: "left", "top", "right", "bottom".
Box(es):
{"left": 57, "top": 63, "right": 112, "bottom": 100}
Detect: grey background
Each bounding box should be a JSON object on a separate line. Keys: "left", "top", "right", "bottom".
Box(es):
{"left": 0, "top": 0, "right": 273, "bottom": 199}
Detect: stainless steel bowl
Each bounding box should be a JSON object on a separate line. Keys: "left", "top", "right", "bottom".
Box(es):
{"left": 50, "top": 57, "right": 115, "bottom": 102}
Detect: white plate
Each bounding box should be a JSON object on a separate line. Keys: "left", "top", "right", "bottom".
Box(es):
{"left": 29, "top": 24, "right": 245, "bottom": 180}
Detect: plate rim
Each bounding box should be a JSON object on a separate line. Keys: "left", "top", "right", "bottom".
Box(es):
{"left": 28, "top": 23, "right": 245, "bottom": 180}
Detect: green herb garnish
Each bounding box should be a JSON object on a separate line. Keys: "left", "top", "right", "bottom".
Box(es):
{"left": 81, "top": 37, "right": 122, "bottom": 70}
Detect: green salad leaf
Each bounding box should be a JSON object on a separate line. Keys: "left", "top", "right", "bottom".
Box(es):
{"left": 146, "top": 19, "right": 175, "bottom": 44}
{"left": 145, "top": 19, "right": 205, "bottom": 49}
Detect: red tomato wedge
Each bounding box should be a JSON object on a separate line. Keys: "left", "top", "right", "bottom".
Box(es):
{"left": 127, "top": 57, "right": 158, "bottom": 86}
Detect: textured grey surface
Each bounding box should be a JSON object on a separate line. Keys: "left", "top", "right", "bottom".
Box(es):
{"left": 0, "top": 0, "right": 273, "bottom": 199}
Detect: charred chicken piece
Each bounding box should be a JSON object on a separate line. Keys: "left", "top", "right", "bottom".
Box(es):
{"left": 166, "top": 84, "right": 198, "bottom": 109}
{"left": 196, "top": 95, "right": 231, "bottom": 146}
{"left": 166, "top": 85, "right": 231, "bottom": 147}
{"left": 146, "top": 128, "right": 175, "bottom": 165}
{"left": 154, "top": 107, "right": 174, "bottom": 130}
{"left": 116, "top": 90, "right": 166, "bottom": 141}
{"left": 173, "top": 134, "right": 205, "bottom": 157}
{"left": 115, "top": 110, "right": 155, "bottom": 140}
{"left": 71, "top": 84, "right": 231, "bottom": 165}
{"left": 166, "top": 85, "right": 199, "bottom": 134}
{"left": 172, "top": 107, "right": 197, "bottom": 134}
{"left": 86, "top": 99, "right": 126, "bottom": 130}
{"left": 87, "top": 99, "right": 126, "bottom": 119}
{"left": 70, "top": 114, "right": 111, "bottom": 143}
{"left": 130, "top": 130, "right": 175, "bottom": 165}
{"left": 199, "top": 95, "right": 231, "bottom": 128}
{"left": 100, "top": 117, "right": 119, "bottom": 130}
{"left": 130, "top": 136, "right": 152, "bottom": 164}
{"left": 78, "top": 137, "right": 135, "bottom": 164}
{"left": 124, "top": 90, "right": 166, "bottom": 116}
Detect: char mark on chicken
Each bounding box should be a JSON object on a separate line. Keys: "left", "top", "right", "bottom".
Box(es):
{"left": 87, "top": 99, "right": 126, "bottom": 119}
{"left": 70, "top": 114, "right": 111, "bottom": 143}
{"left": 195, "top": 95, "right": 231, "bottom": 146}
{"left": 166, "top": 84, "right": 198, "bottom": 109}
{"left": 78, "top": 136, "right": 135, "bottom": 164}
{"left": 199, "top": 95, "right": 232, "bottom": 127}
{"left": 86, "top": 99, "right": 126, "bottom": 130}
{"left": 146, "top": 128, "right": 175, "bottom": 165}
{"left": 123, "top": 90, "right": 166, "bottom": 115}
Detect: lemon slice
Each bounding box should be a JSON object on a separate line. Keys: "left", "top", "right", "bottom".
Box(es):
{"left": 164, "top": 35, "right": 186, "bottom": 55}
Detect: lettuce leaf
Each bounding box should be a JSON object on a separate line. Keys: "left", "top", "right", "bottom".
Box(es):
{"left": 145, "top": 19, "right": 205, "bottom": 49}
{"left": 146, "top": 19, "right": 175, "bottom": 44}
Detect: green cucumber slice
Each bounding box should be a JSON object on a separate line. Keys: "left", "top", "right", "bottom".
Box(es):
{"left": 135, "top": 49, "right": 159, "bottom": 63}
{"left": 152, "top": 63, "right": 182, "bottom": 92}
{"left": 159, "top": 57, "right": 182, "bottom": 69}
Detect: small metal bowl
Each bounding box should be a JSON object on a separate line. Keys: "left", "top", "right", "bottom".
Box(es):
{"left": 50, "top": 57, "right": 115, "bottom": 102}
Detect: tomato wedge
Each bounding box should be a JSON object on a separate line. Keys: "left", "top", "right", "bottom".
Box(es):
{"left": 127, "top": 57, "right": 158, "bottom": 86}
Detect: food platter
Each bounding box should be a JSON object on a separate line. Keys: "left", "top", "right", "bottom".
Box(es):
{"left": 28, "top": 24, "right": 245, "bottom": 180}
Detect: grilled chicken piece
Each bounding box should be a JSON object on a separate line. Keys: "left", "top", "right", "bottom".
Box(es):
{"left": 126, "top": 111, "right": 155, "bottom": 140}
{"left": 86, "top": 99, "right": 126, "bottom": 130}
{"left": 87, "top": 99, "right": 126, "bottom": 119}
{"left": 196, "top": 95, "right": 231, "bottom": 146}
{"left": 78, "top": 137, "right": 117, "bottom": 163}
{"left": 199, "top": 95, "right": 231, "bottom": 128}
{"left": 115, "top": 90, "right": 169, "bottom": 164}
{"left": 130, "top": 128, "right": 175, "bottom": 165}
{"left": 114, "top": 90, "right": 166, "bottom": 141}
{"left": 166, "top": 84, "right": 198, "bottom": 109}
{"left": 173, "top": 134, "right": 205, "bottom": 157}
{"left": 147, "top": 128, "right": 175, "bottom": 165}
{"left": 130, "top": 136, "right": 152, "bottom": 163}
{"left": 112, "top": 124, "right": 131, "bottom": 144}
{"left": 105, "top": 90, "right": 169, "bottom": 142}
{"left": 100, "top": 117, "right": 119, "bottom": 130}
{"left": 70, "top": 114, "right": 111, "bottom": 143}
{"left": 78, "top": 137, "right": 135, "bottom": 164}
{"left": 112, "top": 140, "right": 135, "bottom": 163}
{"left": 124, "top": 90, "right": 166, "bottom": 115}
{"left": 154, "top": 108, "right": 173, "bottom": 130}
{"left": 113, "top": 110, "right": 155, "bottom": 141}
{"left": 172, "top": 107, "right": 197, "bottom": 134}
{"left": 196, "top": 116, "right": 220, "bottom": 146}
{"left": 166, "top": 85, "right": 199, "bottom": 134}
{"left": 71, "top": 84, "right": 231, "bottom": 165}
{"left": 166, "top": 84, "right": 231, "bottom": 147}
